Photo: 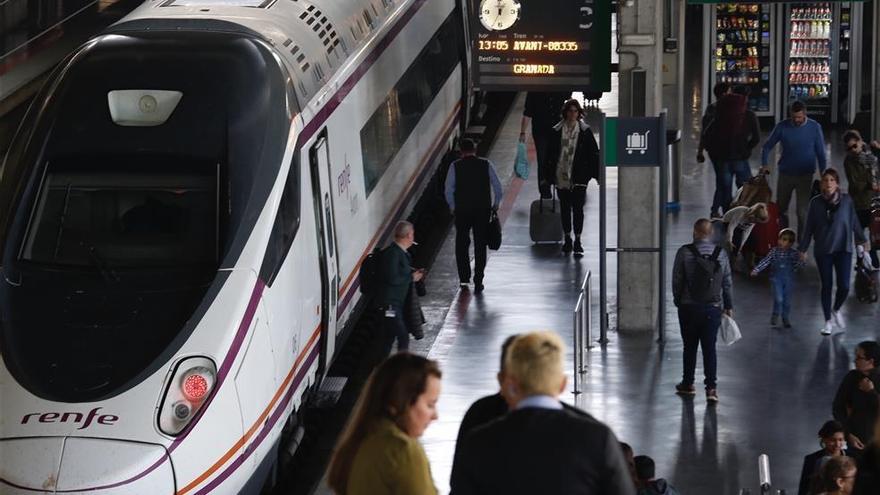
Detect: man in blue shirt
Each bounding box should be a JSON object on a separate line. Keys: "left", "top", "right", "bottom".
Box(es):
{"left": 761, "top": 100, "right": 827, "bottom": 236}
{"left": 445, "top": 138, "right": 503, "bottom": 293}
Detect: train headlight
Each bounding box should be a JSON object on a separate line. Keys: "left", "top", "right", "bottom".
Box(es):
{"left": 158, "top": 357, "right": 216, "bottom": 436}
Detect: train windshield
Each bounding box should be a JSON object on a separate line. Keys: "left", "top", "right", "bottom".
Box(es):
{"left": 21, "top": 162, "right": 218, "bottom": 268}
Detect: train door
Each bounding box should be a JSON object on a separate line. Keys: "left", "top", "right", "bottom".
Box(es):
{"left": 309, "top": 129, "right": 339, "bottom": 376}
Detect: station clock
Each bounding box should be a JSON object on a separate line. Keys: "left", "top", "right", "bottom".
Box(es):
{"left": 478, "top": 0, "right": 522, "bottom": 31}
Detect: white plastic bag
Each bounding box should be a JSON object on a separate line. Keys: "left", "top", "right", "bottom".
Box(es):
{"left": 720, "top": 314, "right": 742, "bottom": 345}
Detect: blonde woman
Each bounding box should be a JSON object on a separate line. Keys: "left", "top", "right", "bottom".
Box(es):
{"left": 328, "top": 353, "right": 441, "bottom": 495}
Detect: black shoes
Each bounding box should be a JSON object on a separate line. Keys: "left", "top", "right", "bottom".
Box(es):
{"left": 474, "top": 283, "right": 484, "bottom": 294}
{"left": 573, "top": 239, "right": 584, "bottom": 257}
{"left": 675, "top": 382, "right": 696, "bottom": 396}
{"left": 562, "top": 236, "right": 573, "bottom": 254}
{"left": 783, "top": 318, "right": 792, "bottom": 328}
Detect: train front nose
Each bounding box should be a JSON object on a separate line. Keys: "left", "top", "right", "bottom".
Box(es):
{"left": 0, "top": 437, "right": 174, "bottom": 494}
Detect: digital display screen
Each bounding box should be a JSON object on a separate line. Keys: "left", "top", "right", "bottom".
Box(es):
{"left": 469, "top": 0, "right": 610, "bottom": 92}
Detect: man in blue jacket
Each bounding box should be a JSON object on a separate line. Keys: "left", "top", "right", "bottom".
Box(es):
{"left": 761, "top": 100, "right": 827, "bottom": 236}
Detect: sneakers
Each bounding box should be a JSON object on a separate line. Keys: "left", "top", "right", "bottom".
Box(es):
{"left": 562, "top": 236, "right": 573, "bottom": 254}
{"left": 782, "top": 318, "right": 792, "bottom": 328}
{"left": 706, "top": 389, "right": 719, "bottom": 403}
{"left": 832, "top": 311, "right": 846, "bottom": 330}
{"left": 821, "top": 320, "right": 833, "bottom": 335}
{"left": 474, "top": 283, "right": 484, "bottom": 294}
{"left": 459, "top": 282, "right": 469, "bottom": 290}
{"left": 675, "top": 382, "right": 696, "bottom": 396}
{"left": 573, "top": 238, "right": 584, "bottom": 257}
{"left": 770, "top": 314, "right": 778, "bottom": 326}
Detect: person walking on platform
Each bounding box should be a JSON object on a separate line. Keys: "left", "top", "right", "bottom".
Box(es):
{"left": 832, "top": 341, "right": 880, "bottom": 458}
{"left": 327, "top": 353, "right": 441, "bottom": 495}
{"left": 799, "top": 169, "right": 868, "bottom": 335}
{"left": 700, "top": 86, "right": 760, "bottom": 213}
{"left": 697, "top": 82, "right": 732, "bottom": 218}
{"left": 751, "top": 228, "right": 805, "bottom": 328}
{"left": 521, "top": 92, "right": 570, "bottom": 199}
{"left": 450, "top": 331, "right": 635, "bottom": 495}
{"left": 379, "top": 221, "right": 424, "bottom": 355}
{"left": 444, "top": 138, "right": 503, "bottom": 293}
{"left": 761, "top": 100, "right": 828, "bottom": 234}
{"left": 798, "top": 420, "right": 848, "bottom": 495}
{"left": 545, "top": 98, "right": 600, "bottom": 256}
{"left": 842, "top": 129, "right": 880, "bottom": 267}
{"left": 673, "top": 218, "right": 733, "bottom": 403}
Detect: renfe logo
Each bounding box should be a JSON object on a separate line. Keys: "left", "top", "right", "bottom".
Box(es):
{"left": 21, "top": 407, "right": 119, "bottom": 430}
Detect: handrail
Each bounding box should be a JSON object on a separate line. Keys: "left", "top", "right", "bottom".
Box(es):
{"left": 572, "top": 271, "right": 593, "bottom": 394}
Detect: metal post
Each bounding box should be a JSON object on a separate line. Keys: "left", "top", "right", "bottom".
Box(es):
{"left": 583, "top": 271, "right": 593, "bottom": 352}
{"left": 599, "top": 114, "right": 609, "bottom": 345}
{"left": 658, "top": 113, "right": 667, "bottom": 343}
{"left": 572, "top": 294, "right": 584, "bottom": 395}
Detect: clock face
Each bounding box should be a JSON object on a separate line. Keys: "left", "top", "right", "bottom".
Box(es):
{"left": 479, "top": 0, "right": 521, "bottom": 31}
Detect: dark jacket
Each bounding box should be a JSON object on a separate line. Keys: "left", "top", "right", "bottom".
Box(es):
{"left": 798, "top": 449, "right": 849, "bottom": 495}
{"left": 524, "top": 92, "right": 570, "bottom": 136}
{"left": 637, "top": 479, "right": 681, "bottom": 495}
{"left": 701, "top": 94, "right": 761, "bottom": 162}
{"left": 545, "top": 120, "right": 600, "bottom": 188}
{"left": 450, "top": 407, "right": 635, "bottom": 495}
{"left": 832, "top": 368, "right": 880, "bottom": 447}
{"left": 855, "top": 445, "right": 880, "bottom": 495}
{"left": 843, "top": 149, "right": 880, "bottom": 211}
{"left": 672, "top": 240, "right": 734, "bottom": 310}
{"left": 380, "top": 244, "right": 412, "bottom": 308}
{"left": 799, "top": 193, "right": 867, "bottom": 256}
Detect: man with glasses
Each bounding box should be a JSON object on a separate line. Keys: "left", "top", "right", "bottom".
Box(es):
{"left": 842, "top": 130, "right": 880, "bottom": 267}
{"left": 761, "top": 100, "right": 828, "bottom": 235}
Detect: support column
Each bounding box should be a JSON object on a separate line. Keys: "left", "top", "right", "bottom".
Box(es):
{"left": 616, "top": 0, "right": 665, "bottom": 334}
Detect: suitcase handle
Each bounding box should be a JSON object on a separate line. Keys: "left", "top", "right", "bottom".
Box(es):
{"left": 539, "top": 186, "right": 558, "bottom": 214}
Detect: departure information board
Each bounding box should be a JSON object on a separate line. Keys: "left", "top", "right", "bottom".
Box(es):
{"left": 468, "top": 0, "right": 611, "bottom": 92}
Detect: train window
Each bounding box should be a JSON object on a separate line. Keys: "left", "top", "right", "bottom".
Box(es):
{"left": 262, "top": 157, "right": 300, "bottom": 284}
{"left": 359, "top": 12, "right": 460, "bottom": 196}
{"left": 21, "top": 166, "right": 219, "bottom": 268}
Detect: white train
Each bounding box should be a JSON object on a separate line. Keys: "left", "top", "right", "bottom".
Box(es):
{"left": 0, "top": 0, "right": 467, "bottom": 492}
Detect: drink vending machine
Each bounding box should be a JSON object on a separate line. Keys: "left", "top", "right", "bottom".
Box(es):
{"left": 702, "top": 2, "right": 777, "bottom": 118}
{"left": 781, "top": 1, "right": 864, "bottom": 123}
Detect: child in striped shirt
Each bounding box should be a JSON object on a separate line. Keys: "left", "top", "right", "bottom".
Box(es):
{"left": 751, "top": 228, "right": 805, "bottom": 327}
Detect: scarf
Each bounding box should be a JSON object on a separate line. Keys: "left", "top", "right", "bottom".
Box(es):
{"left": 556, "top": 120, "right": 580, "bottom": 190}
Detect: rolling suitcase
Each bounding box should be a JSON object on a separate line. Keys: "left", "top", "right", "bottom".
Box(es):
{"left": 529, "top": 190, "right": 563, "bottom": 244}
{"left": 748, "top": 201, "right": 781, "bottom": 259}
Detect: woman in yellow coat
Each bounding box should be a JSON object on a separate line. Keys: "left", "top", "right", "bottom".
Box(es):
{"left": 328, "top": 353, "right": 441, "bottom": 495}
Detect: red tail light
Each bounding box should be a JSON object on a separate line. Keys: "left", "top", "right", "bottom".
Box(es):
{"left": 158, "top": 357, "right": 216, "bottom": 436}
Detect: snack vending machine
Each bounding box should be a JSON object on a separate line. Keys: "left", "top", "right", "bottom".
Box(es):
{"left": 703, "top": 3, "right": 777, "bottom": 118}
{"left": 781, "top": 2, "right": 864, "bottom": 123}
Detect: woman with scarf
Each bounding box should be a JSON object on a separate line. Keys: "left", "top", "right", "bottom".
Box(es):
{"left": 545, "top": 99, "right": 599, "bottom": 256}
{"left": 799, "top": 169, "right": 870, "bottom": 335}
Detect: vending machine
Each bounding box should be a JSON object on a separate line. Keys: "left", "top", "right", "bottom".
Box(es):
{"left": 781, "top": 2, "right": 864, "bottom": 124}
{"left": 703, "top": 3, "right": 777, "bottom": 118}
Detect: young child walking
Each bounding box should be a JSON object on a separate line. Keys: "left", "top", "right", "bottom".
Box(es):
{"left": 751, "top": 228, "right": 805, "bottom": 327}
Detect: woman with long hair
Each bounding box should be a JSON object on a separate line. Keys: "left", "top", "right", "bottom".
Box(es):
{"left": 327, "top": 353, "right": 441, "bottom": 495}
{"left": 798, "top": 168, "right": 869, "bottom": 335}
{"left": 545, "top": 98, "right": 599, "bottom": 256}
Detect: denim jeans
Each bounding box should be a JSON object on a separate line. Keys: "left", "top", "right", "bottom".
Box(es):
{"left": 770, "top": 272, "right": 793, "bottom": 319}
{"left": 382, "top": 304, "right": 409, "bottom": 355}
{"left": 678, "top": 304, "right": 723, "bottom": 389}
{"left": 815, "top": 252, "right": 853, "bottom": 321}
{"left": 719, "top": 159, "right": 753, "bottom": 212}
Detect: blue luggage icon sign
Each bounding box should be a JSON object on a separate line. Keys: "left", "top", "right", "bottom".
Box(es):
{"left": 625, "top": 130, "right": 650, "bottom": 155}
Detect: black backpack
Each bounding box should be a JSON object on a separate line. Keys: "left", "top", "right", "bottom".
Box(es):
{"left": 358, "top": 247, "right": 385, "bottom": 297}
{"left": 687, "top": 244, "right": 723, "bottom": 304}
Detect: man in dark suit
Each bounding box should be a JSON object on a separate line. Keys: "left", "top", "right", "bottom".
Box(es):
{"left": 521, "top": 92, "right": 570, "bottom": 198}
{"left": 450, "top": 331, "right": 635, "bottom": 495}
